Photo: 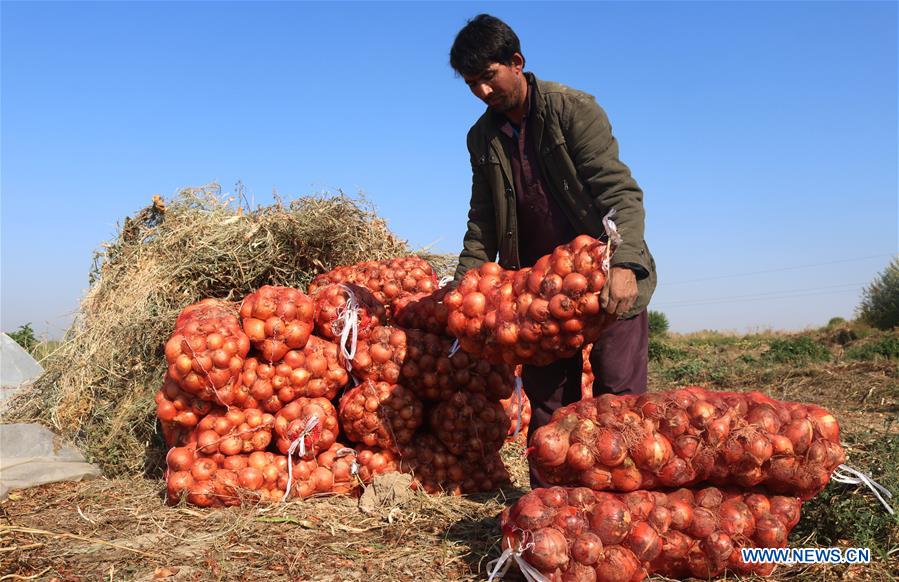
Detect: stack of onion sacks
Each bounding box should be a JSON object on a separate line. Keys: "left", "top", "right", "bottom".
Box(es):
{"left": 307, "top": 256, "right": 438, "bottom": 307}
{"left": 529, "top": 387, "right": 844, "bottom": 500}
{"left": 444, "top": 235, "right": 612, "bottom": 366}
{"left": 498, "top": 486, "right": 800, "bottom": 581}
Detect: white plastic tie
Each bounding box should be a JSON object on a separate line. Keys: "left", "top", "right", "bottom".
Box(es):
{"left": 601, "top": 209, "right": 622, "bottom": 273}
{"left": 485, "top": 535, "right": 548, "bottom": 582}
{"left": 512, "top": 377, "right": 524, "bottom": 440}
{"left": 448, "top": 339, "right": 461, "bottom": 358}
{"left": 335, "top": 447, "right": 360, "bottom": 476}
{"left": 335, "top": 285, "right": 360, "bottom": 369}
{"left": 830, "top": 463, "right": 895, "bottom": 515}
{"left": 438, "top": 276, "right": 454, "bottom": 288}
{"left": 281, "top": 414, "right": 321, "bottom": 502}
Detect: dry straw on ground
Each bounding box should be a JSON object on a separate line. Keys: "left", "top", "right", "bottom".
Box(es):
{"left": 1, "top": 183, "right": 453, "bottom": 477}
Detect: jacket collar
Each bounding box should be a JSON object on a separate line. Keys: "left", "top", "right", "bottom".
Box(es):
{"left": 485, "top": 72, "right": 546, "bottom": 152}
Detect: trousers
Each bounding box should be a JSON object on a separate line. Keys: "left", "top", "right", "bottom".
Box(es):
{"left": 523, "top": 309, "right": 649, "bottom": 489}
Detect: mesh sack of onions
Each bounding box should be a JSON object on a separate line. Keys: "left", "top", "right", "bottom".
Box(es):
{"left": 444, "top": 235, "right": 612, "bottom": 366}
{"left": 193, "top": 408, "right": 274, "bottom": 456}
{"left": 165, "top": 299, "right": 250, "bottom": 402}
{"left": 529, "top": 387, "right": 844, "bottom": 500}
{"left": 273, "top": 397, "right": 339, "bottom": 460}
{"left": 240, "top": 285, "right": 315, "bottom": 362}
{"left": 428, "top": 392, "right": 510, "bottom": 461}
{"left": 349, "top": 325, "right": 406, "bottom": 384}
{"left": 165, "top": 445, "right": 241, "bottom": 507}
{"left": 156, "top": 373, "right": 224, "bottom": 447}
{"left": 501, "top": 381, "right": 532, "bottom": 442}
{"left": 307, "top": 256, "right": 438, "bottom": 306}
{"left": 354, "top": 446, "right": 403, "bottom": 483}
{"left": 312, "top": 283, "right": 387, "bottom": 343}
{"left": 461, "top": 450, "right": 512, "bottom": 494}
{"left": 397, "top": 433, "right": 466, "bottom": 495}
{"left": 338, "top": 380, "right": 423, "bottom": 450}
{"left": 238, "top": 336, "right": 349, "bottom": 412}
{"left": 401, "top": 329, "right": 515, "bottom": 402}
{"left": 391, "top": 285, "right": 451, "bottom": 335}
{"left": 493, "top": 485, "right": 800, "bottom": 581}
{"left": 315, "top": 444, "right": 363, "bottom": 495}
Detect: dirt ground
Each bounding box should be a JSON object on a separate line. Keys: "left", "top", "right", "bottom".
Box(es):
{"left": 2, "top": 333, "right": 897, "bottom": 581}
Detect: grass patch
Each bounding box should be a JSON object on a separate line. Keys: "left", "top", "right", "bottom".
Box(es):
{"left": 845, "top": 332, "right": 899, "bottom": 361}
{"left": 764, "top": 336, "right": 831, "bottom": 364}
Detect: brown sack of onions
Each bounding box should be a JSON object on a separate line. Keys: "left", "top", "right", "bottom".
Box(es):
{"left": 497, "top": 486, "right": 800, "bottom": 581}
{"left": 444, "top": 235, "right": 612, "bottom": 366}
{"left": 156, "top": 373, "right": 224, "bottom": 447}
{"left": 355, "top": 446, "right": 403, "bottom": 483}
{"left": 391, "top": 285, "right": 451, "bottom": 335}
{"left": 397, "top": 434, "right": 466, "bottom": 495}
{"left": 307, "top": 256, "right": 438, "bottom": 306}
{"left": 529, "top": 387, "right": 844, "bottom": 500}
{"left": 461, "top": 450, "right": 512, "bottom": 493}
{"left": 429, "top": 392, "right": 510, "bottom": 461}
{"left": 400, "top": 329, "right": 514, "bottom": 402}
{"left": 273, "top": 397, "right": 339, "bottom": 460}
{"left": 193, "top": 408, "right": 274, "bottom": 457}
{"left": 165, "top": 299, "right": 250, "bottom": 402}
{"left": 338, "top": 380, "right": 423, "bottom": 450}
{"left": 350, "top": 325, "right": 406, "bottom": 384}
{"left": 501, "top": 383, "right": 531, "bottom": 442}
{"left": 239, "top": 336, "right": 349, "bottom": 412}
{"left": 312, "top": 283, "right": 388, "bottom": 342}
{"left": 240, "top": 285, "right": 315, "bottom": 362}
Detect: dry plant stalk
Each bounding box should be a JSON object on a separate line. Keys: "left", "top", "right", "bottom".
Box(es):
{"left": 2, "top": 183, "right": 453, "bottom": 477}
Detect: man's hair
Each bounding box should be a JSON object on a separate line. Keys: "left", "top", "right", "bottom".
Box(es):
{"left": 450, "top": 14, "right": 524, "bottom": 77}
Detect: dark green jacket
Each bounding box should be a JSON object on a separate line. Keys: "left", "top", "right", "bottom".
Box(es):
{"left": 454, "top": 73, "right": 656, "bottom": 318}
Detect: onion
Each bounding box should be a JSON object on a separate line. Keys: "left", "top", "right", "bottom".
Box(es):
{"left": 632, "top": 432, "right": 672, "bottom": 472}
{"left": 668, "top": 499, "right": 694, "bottom": 531}
{"left": 524, "top": 528, "right": 570, "bottom": 571}
{"left": 648, "top": 506, "right": 672, "bottom": 534}
{"left": 553, "top": 506, "right": 588, "bottom": 538}
{"left": 596, "top": 430, "right": 627, "bottom": 467}
{"left": 532, "top": 425, "right": 571, "bottom": 467}
{"left": 686, "top": 507, "right": 717, "bottom": 539}
{"left": 808, "top": 407, "right": 840, "bottom": 442}
{"left": 566, "top": 442, "right": 595, "bottom": 471}
{"left": 782, "top": 418, "right": 814, "bottom": 454}
{"left": 770, "top": 496, "right": 802, "bottom": 528}
{"left": 626, "top": 521, "right": 663, "bottom": 562}
{"left": 754, "top": 515, "right": 787, "bottom": 547}
{"left": 580, "top": 467, "right": 613, "bottom": 490}
{"left": 718, "top": 499, "right": 755, "bottom": 537}
{"left": 610, "top": 458, "right": 642, "bottom": 492}
{"left": 572, "top": 532, "right": 603, "bottom": 565}
{"left": 588, "top": 498, "right": 632, "bottom": 545}
{"left": 594, "top": 546, "right": 639, "bottom": 582}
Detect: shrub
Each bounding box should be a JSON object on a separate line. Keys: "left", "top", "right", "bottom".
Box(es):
{"left": 647, "top": 310, "right": 669, "bottom": 337}
{"left": 846, "top": 333, "right": 899, "bottom": 361}
{"left": 826, "top": 316, "right": 847, "bottom": 328}
{"left": 857, "top": 257, "right": 899, "bottom": 330}
{"left": 648, "top": 338, "right": 687, "bottom": 362}
{"left": 8, "top": 323, "right": 38, "bottom": 353}
{"left": 764, "top": 336, "right": 830, "bottom": 364}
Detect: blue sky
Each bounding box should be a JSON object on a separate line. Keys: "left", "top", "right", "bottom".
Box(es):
{"left": 2, "top": 1, "right": 896, "bottom": 337}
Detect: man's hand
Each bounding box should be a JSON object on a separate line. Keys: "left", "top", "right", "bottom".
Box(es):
{"left": 600, "top": 266, "right": 638, "bottom": 317}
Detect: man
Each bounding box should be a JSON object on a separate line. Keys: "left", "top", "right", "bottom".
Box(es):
{"left": 449, "top": 14, "right": 657, "bottom": 486}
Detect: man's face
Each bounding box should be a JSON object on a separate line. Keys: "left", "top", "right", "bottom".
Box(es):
{"left": 462, "top": 55, "right": 525, "bottom": 114}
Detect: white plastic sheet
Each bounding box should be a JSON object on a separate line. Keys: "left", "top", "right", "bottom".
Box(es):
{"left": 1, "top": 332, "right": 44, "bottom": 403}
{"left": 0, "top": 423, "right": 101, "bottom": 499}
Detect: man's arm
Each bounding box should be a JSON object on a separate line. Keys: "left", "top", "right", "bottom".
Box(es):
{"left": 563, "top": 94, "right": 650, "bottom": 277}
{"left": 562, "top": 94, "right": 650, "bottom": 316}
{"left": 454, "top": 152, "right": 499, "bottom": 280}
